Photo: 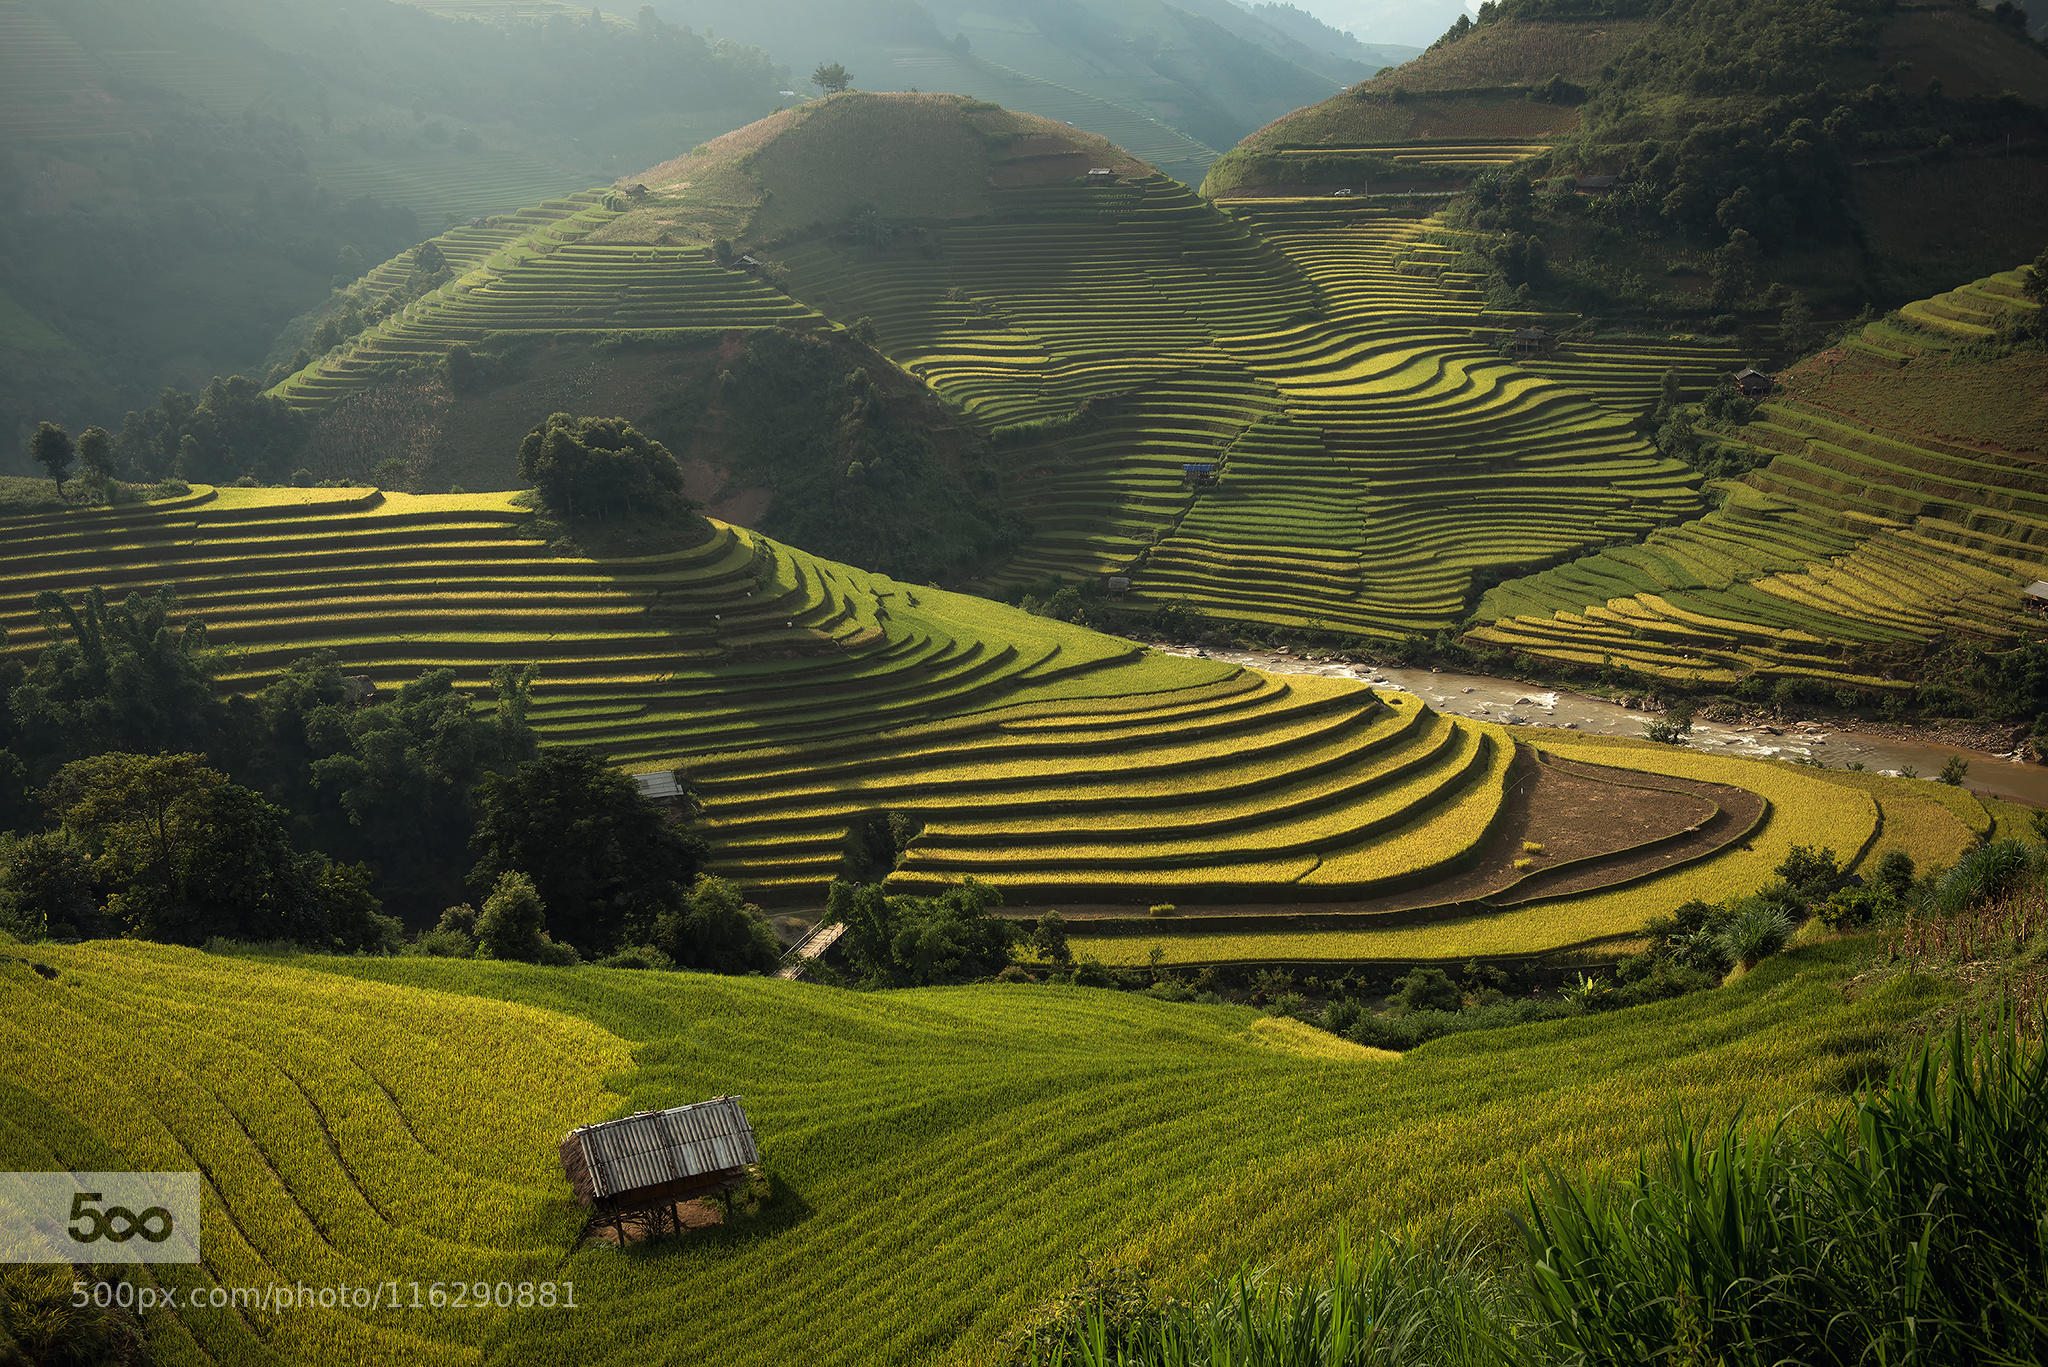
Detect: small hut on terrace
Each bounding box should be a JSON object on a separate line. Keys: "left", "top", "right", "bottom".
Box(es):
{"left": 1735, "top": 367, "right": 1772, "bottom": 398}
{"left": 561, "top": 1096, "right": 760, "bottom": 1241}
{"left": 2024, "top": 581, "right": 2048, "bottom": 615}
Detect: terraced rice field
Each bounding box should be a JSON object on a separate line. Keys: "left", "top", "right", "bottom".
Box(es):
{"left": 1851, "top": 267, "right": 2033, "bottom": 362}
{"left": 0, "top": 929, "right": 1943, "bottom": 1366}
{"left": 775, "top": 182, "right": 1702, "bottom": 639}
{"left": 1068, "top": 732, "right": 1981, "bottom": 966}
{"left": 270, "top": 195, "right": 819, "bottom": 410}
{"left": 0, "top": 487, "right": 1524, "bottom": 907}
{"left": 1474, "top": 271, "right": 2048, "bottom": 686}
{"left": 1261, "top": 140, "right": 1554, "bottom": 173}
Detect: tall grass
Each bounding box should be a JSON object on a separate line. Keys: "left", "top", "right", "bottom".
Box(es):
{"left": 1030, "top": 1018, "right": 2048, "bottom": 1366}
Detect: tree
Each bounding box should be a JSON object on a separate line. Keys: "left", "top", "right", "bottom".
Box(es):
{"left": 651, "top": 875, "right": 780, "bottom": 973}
{"left": 516, "top": 412, "right": 692, "bottom": 521}
{"left": 305, "top": 667, "right": 536, "bottom": 920}
{"left": 1779, "top": 295, "right": 1816, "bottom": 356}
{"left": 476, "top": 871, "right": 549, "bottom": 962}
{"left": 812, "top": 62, "right": 851, "bottom": 93}
{"left": 40, "top": 751, "right": 395, "bottom": 949}
{"left": 1030, "top": 910, "right": 1072, "bottom": 966}
{"left": 9, "top": 588, "right": 224, "bottom": 775}
{"left": 832, "top": 878, "right": 1018, "bottom": 985}
{"left": 0, "top": 831, "right": 97, "bottom": 941}
{"left": 1643, "top": 702, "right": 1694, "bottom": 745}
{"left": 75, "top": 426, "right": 115, "bottom": 481}
{"left": 469, "top": 747, "right": 708, "bottom": 955}
{"left": 29, "top": 422, "right": 73, "bottom": 493}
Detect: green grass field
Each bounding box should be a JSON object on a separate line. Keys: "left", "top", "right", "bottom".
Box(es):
{"left": 0, "top": 929, "right": 1956, "bottom": 1365}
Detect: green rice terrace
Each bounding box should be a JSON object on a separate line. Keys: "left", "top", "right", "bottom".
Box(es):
{"left": 0, "top": 922, "right": 1971, "bottom": 1366}
{"left": 276, "top": 92, "right": 1754, "bottom": 645}
{"left": 1471, "top": 267, "right": 2048, "bottom": 691}
{"left": 0, "top": 486, "right": 2007, "bottom": 966}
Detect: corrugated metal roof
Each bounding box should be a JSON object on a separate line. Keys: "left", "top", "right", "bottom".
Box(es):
{"left": 635, "top": 771, "right": 682, "bottom": 801}
{"left": 574, "top": 1097, "right": 759, "bottom": 1199}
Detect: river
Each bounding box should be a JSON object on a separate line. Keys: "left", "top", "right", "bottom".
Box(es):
{"left": 1155, "top": 645, "right": 2048, "bottom": 810}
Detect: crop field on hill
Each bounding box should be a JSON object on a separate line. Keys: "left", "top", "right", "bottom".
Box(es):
{"left": 1473, "top": 269, "right": 2047, "bottom": 687}
{"left": 0, "top": 488, "right": 1540, "bottom": 909}
{"left": 1067, "top": 732, "right": 1984, "bottom": 966}
{"left": 0, "top": 487, "right": 1854, "bottom": 926}
{"left": 271, "top": 195, "right": 820, "bottom": 411}
{"left": 770, "top": 173, "right": 1703, "bottom": 640}
{"left": 0, "top": 933, "right": 1956, "bottom": 1365}
{"left": 295, "top": 95, "right": 1768, "bottom": 646}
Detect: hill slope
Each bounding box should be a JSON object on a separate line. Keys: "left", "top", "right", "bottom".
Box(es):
{"left": 1471, "top": 265, "right": 2048, "bottom": 692}
{"left": 0, "top": 0, "right": 785, "bottom": 450}
{"left": 0, "top": 485, "right": 1529, "bottom": 909}
{"left": 1209, "top": 0, "right": 2048, "bottom": 307}
{"left": 267, "top": 93, "right": 1725, "bottom": 648}
{"left": 0, "top": 932, "right": 1959, "bottom": 1364}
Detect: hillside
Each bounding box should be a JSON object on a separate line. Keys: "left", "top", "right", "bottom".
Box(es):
{"left": 1207, "top": 0, "right": 2048, "bottom": 308}
{"left": 0, "top": 927, "right": 1971, "bottom": 1364}
{"left": 260, "top": 94, "right": 1741, "bottom": 642}
{"left": 0, "top": 0, "right": 785, "bottom": 454}
{"left": 0, "top": 486, "right": 1512, "bottom": 911}
{"left": 1471, "top": 265, "right": 2048, "bottom": 696}
{"left": 244, "top": 90, "right": 2048, "bottom": 723}
{"left": 2, "top": 482, "right": 2014, "bottom": 970}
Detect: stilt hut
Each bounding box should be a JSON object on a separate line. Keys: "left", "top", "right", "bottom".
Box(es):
{"left": 561, "top": 1097, "right": 760, "bottom": 1241}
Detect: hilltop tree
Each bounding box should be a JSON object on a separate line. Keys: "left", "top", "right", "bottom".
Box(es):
{"left": 75, "top": 426, "right": 115, "bottom": 481}
{"left": 29, "top": 422, "right": 73, "bottom": 494}
{"left": 812, "top": 61, "right": 851, "bottom": 94}
{"left": 516, "top": 412, "right": 692, "bottom": 521}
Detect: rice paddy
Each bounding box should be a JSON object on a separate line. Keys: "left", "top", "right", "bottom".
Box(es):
{"left": 0, "top": 927, "right": 1958, "bottom": 1365}
{"left": 1473, "top": 268, "right": 2048, "bottom": 687}
{"left": 0, "top": 488, "right": 1528, "bottom": 908}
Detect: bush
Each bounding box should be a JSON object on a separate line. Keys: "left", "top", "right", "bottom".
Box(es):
{"left": 1872, "top": 849, "right": 1915, "bottom": 903}
{"left": 1610, "top": 957, "right": 1718, "bottom": 1007}
{"left": 1390, "top": 966, "right": 1463, "bottom": 1014}
{"left": 597, "top": 944, "right": 676, "bottom": 970}
{"left": 1774, "top": 845, "right": 1851, "bottom": 903}
{"left": 1320, "top": 997, "right": 1363, "bottom": 1034}
{"left": 1926, "top": 840, "right": 2044, "bottom": 918}
{"left": 1147, "top": 903, "right": 1178, "bottom": 917}
{"left": 1718, "top": 896, "right": 1793, "bottom": 968}
{"left": 1939, "top": 754, "right": 1970, "bottom": 786}
{"left": 476, "top": 871, "right": 549, "bottom": 963}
